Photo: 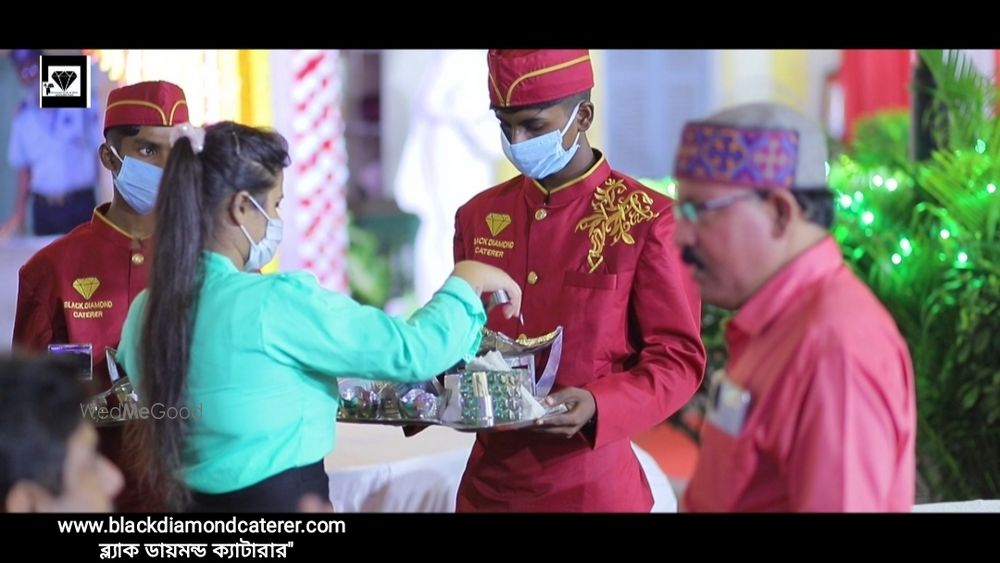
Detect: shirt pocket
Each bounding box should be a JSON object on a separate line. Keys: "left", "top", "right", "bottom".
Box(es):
{"left": 558, "top": 270, "right": 631, "bottom": 387}
{"left": 562, "top": 270, "right": 618, "bottom": 290}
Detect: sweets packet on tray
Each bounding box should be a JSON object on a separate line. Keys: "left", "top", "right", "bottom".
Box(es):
{"left": 337, "top": 326, "right": 566, "bottom": 431}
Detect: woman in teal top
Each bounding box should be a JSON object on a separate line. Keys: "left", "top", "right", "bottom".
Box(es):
{"left": 116, "top": 122, "right": 521, "bottom": 512}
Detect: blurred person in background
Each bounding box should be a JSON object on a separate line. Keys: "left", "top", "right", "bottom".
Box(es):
{"left": 3, "top": 49, "right": 103, "bottom": 237}
{"left": 672, "top": 102, "right": 915, "bottom": 512}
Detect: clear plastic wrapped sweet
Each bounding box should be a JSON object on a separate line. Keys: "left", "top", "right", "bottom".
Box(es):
{"left": 336, "top": 326, "right": 565, "bottom": 430}
{"left": 339, "top": 385, "right": 380, "bottom": 419}
{"left": 398, "top": 387, "right": 439, "bottom": 419}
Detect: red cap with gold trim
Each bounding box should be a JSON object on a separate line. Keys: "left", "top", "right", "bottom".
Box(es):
{"left": 103, "top": 81, "right": 189, "bottom": 132}
{"left": 487, "top": 49, "right": 593, "bottom": 109}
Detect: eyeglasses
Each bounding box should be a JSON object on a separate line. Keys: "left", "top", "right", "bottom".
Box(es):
{"left": 673, "top": 191, "right": 764, "bottom": 224}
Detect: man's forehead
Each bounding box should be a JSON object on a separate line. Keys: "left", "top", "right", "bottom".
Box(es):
{"left": 495, "top": 104, "right": 562, "bottom": 123}
{"left": 677, "top": 179, "right": 747, "bottom": 199}
{"left": 126, "top": 126, "right": 175, "bottom": 144}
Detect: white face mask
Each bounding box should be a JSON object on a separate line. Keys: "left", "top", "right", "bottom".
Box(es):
{"left": 239, "top": 195, "right": 283, "bottom": 271}
{"left": 500, "top": 102, "right": 582, "bottom": 179}
{"left": 108, "top": 146, "right": 163, "bottom": 215}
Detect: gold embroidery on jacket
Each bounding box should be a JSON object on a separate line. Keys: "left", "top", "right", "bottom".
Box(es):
{"left": 574, "top": 179, "right": 659, "bottom": 273}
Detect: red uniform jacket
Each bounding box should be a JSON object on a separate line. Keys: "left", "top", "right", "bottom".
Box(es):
{"left": 13, "top": 203, "right": 156, "bottom": 511}
{"left": 453, "top": 151, "right": 706, "bottom": 511}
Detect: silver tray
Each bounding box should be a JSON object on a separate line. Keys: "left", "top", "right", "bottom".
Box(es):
{"left": 338, "top": 416, "right": 543, "bottom": 432}
{"left": 447, "top": 418, "right": 547, "bottom": 432}
{"left": 337, "top": 404, "right": 568, "bottom": 432}
{"left": 337, "top": 416, "right": 436, "bottom": 428}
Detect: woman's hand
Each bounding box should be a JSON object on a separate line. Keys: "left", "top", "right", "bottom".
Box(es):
{"left": 451, "top": 260, "right": 522, "bottom": 319}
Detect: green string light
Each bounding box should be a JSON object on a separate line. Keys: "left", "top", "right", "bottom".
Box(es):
{"left": 862, "top": 211, "right": 875, "bottom": 225}
{"left": 891, "top": 253, "right": 902, "bottom": 265}
{"left": 900, "top": 238, "right": 912, "bottom": 255}
{"left": 940, "top": 229, "right": 951, "bottom": 240}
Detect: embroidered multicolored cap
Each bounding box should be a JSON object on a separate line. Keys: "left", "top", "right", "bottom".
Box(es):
{"left": 674, "top": 102, "right": 829, "bottom": 190}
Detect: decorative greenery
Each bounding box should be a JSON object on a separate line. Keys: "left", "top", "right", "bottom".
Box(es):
{"left": 347, "top": 206, "right": 421, "bottom": 314}
{"left": 832, "top": 50, "right": 999, "bottom": 501}
{"left": 347, "top": 222, "right": 391, "bottom": 307}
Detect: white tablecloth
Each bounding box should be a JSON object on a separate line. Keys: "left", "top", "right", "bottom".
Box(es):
{"left": 326, "top": 424, "right": 677, "bottom": 512}
{"left": 912, "top": 500, "right": 1000, "bottom": 512}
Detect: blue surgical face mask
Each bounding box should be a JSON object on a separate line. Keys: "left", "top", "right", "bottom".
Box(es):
{"left": 109, "top": 146, "right": 163, "bottom": 215}
{"left": 239, "top": 195, "right": 283, "bottom": 272}
{"left": 501, "top": 102, "right": 582, "bottom": 179}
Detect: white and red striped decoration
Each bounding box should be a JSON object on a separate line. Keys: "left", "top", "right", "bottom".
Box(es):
{"left": 290, "top": 49, "right": 350, "bottom": 292}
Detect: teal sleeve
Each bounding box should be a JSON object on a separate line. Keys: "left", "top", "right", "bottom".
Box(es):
{"left": 262, "top": 274, "right": 485, "bottom": 382}
{"left": 115, "top": 290, "right": 148, "bottom": 390}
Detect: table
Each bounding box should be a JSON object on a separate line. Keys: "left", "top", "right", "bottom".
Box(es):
{"left": 325, "top": 423, "right": 677, "bottom": 512}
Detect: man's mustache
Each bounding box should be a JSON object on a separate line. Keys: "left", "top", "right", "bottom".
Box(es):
{"left": 681, "top": 246, "right": 707, "bottom": 270}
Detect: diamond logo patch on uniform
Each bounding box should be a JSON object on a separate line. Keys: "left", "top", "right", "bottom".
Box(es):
{"left": 72, "top": 277, "right": 100, "bottom": 300}
{"left": 485, "top": 213, "right": 512, "bottom": 237}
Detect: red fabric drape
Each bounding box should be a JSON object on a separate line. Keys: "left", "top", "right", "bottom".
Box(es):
{"left": 839, "top": 49, "right": 913, "bottom": 141}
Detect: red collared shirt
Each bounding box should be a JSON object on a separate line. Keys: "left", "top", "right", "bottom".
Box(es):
{"left": 13, "top": 203, "right": 150, "bottom": 390}
{"left": 453, "top": 150, "right": 706, "bottom": 511}
{"left": 684, "top": 237, "right": 916, "bottom": 512}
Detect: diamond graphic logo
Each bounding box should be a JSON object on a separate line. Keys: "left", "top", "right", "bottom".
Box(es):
{"left": 52, "top": 70, "right": 78, "bottom": 91}
{"left": 485, "top": 213, "right": 512, "bottom": 237}
{"left": 72, "top": 277, "right": 100, "bottom": 300}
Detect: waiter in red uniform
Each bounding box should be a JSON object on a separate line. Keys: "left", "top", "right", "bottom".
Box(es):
{"left": 452, "top": 49, "right": 706, "bottom": 511}
{"left": 12, "top": 80, "right": 189, "bottom": 511}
